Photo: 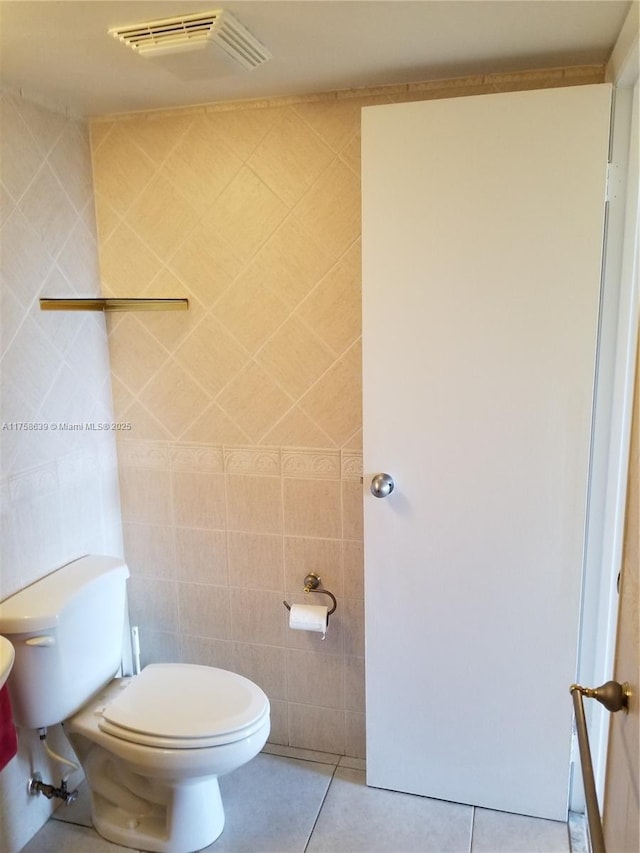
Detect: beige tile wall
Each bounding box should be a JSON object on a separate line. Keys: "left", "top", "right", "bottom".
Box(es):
{"left": 91, "top": 65, "right": 604, "bottom": 757}
{"left": 0, "top": 89, "right": 123, "bottom": 853}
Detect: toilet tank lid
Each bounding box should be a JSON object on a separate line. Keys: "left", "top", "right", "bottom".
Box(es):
{"left": 0, "top": 555, "right": 129, "bottom": 634}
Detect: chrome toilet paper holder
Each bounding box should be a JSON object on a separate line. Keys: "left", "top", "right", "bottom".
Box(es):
{"left": 283, "top": 573, "right": 337, "bottom": 618}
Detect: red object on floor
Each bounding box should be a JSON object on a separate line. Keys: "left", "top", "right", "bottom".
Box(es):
{"left": 0, "top": 685, "right": 18, "bottom": 771}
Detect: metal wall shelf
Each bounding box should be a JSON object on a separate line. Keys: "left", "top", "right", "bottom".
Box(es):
{"left": 39, "top": 298, "right": 189, "bottom": 312}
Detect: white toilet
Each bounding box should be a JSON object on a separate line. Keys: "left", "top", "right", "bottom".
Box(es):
{"left": 0, "top": 555, "right": 270, "bottom": 853}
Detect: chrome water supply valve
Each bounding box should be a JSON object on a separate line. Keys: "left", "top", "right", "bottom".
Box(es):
{"left": 28, "top": 772, "right": 78, "bottom": 805}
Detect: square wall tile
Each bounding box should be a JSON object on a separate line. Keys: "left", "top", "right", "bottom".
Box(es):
{"left": 288, "top": 703, "right": 346, "bottom": 754}
{"left": 284, "top": 536, "right": 343, "bottom": 596}
{"left": 344, "top": 655, "right": 365, "bottom": 712}
{"left": 283, "top": 478, "right": 341, "bottom": 538}
{"left": 340, "top": 598, "right": 365, "bottom": 657}
{"left": 172, "top": 470, "right": 226, "bottom": 529}
{"left": 137, "top": 628, "right": 183, "bottom": 666}
{"left": 342, "top": 479, "right": 363, "bottom": 540}
{"left": 286, "top": 648, "right": 344, "bottom": 709}
{"left": 227, "top": 531, "right": 284, "bottom": 591}
{"left": 230, "top": 587, "right": 287, "bottom": 647}
{"left": 118, "top": 467, "right": 172, "bottom": 525}
{"left": 232, "top": 641, "right": 287, "bottom": 699}
{"left": 181, "top": 635, "right": 233, "bottom": 669}
{"left": 344, "top": 712, "right": 366, "bottom": 760}
{"left": 175, "top": 527, "right": 228, "bottom": 585}
{"left": 226, "top": 474, "right": 283, "bottom": 534}
{"left": 343, "top": 539, "right": 364, "bottom": 598}
{"left": 127, "top": 576, "right": 179, "bottom": 633}
{"left": 122, "top": 522, "right": 175, "bottom": 580}
{"left": 177, "top": 582, "right": 231, "bottom": 640}
{"left": 267, "top": 699, "right": 289, "bottom": 745}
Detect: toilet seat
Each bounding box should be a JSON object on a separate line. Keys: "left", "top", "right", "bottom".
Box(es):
{"left": 98, "top": 664, "right": 270, "bottom": 749}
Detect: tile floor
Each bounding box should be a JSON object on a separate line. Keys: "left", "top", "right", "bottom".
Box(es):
{"left": 21, "top": 745, "right": 587, "bottom": 853}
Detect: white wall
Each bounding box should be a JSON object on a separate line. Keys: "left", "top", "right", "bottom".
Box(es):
{"left": 0, "top": 89, "right": 123, "bottom": 853}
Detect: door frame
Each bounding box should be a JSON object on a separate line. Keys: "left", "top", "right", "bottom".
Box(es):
{"left": 574, "top": 6, "right": 639, "bottom": 810}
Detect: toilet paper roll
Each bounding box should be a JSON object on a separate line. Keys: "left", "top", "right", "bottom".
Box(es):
{"left": 288, "top": 604, "right": 328, "bottom": 635}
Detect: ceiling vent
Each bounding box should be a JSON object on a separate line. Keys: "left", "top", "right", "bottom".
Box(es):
{"left": 108, "top": 9, "right": 271, "bottom": 71}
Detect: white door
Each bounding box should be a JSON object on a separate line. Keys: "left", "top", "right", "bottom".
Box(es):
{"left": 362, "top": 84, "right": 611, "bottom": 821}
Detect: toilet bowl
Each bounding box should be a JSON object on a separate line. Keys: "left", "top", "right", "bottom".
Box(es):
{"left": 65, "top": 664, "right": 270, "bottom": 853}
{"left": 0, "top": 556, "right": 271, "bottom": 853}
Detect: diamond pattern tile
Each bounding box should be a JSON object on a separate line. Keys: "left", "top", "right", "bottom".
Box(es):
{"left": 248, "top": 109, "right": 334, "bottom": 206}
{"left": 174, "top": 313, "right": 248, "bottom": 397}
{"left": 93, "top": 103, "right": 365, "bottom": 448}
{"left": 100, "top": 221, "right": 163, "bottom": 296}
{"left": 125, "top": 173, "right": 199, "bottom": 260}
{"left": 138, "top": 358, "right": 211, "bottom": 438}
{"left": 91, "top": 123, "right": 157, "bottom": 212}
{"left": 163, "top": 116, "right": 243, "bottom": 213}
{"left": 0, "top": 94, "right": 46, "bottom": 201}
{"left": 0, "top": 91, "right": 121, "bottom": 540}
{"left": 19, "top": 164, "right": 77, "bottom": 260}
{"left": 216, "top": 361, "right": 293, "bottom": 444}
{"left": 205, "top": 166, "right": 288, "bottom": 264}
{"left": 256, "top": 315, "right": 335, "bottom": 399}
{"left": 168, "top": 221, "right": 243, "bottom": 305}
{"left": 119, "top": 113, "right": 194, "bottom": 167}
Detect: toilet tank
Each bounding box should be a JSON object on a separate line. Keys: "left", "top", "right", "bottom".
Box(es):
{"left": 0, "top": 555, "right": 129, "bottom": 729}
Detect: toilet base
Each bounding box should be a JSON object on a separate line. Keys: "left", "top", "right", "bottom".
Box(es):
{"left": 85, "top": 745, "right": 225, "bottom": 853}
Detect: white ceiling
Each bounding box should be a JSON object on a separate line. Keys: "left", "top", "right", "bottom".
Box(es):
{"left": 0, "top": 1, "right": 633, "bottom": 117}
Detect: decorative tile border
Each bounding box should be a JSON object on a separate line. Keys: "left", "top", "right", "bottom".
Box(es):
{"left": 0, "top": 478, "right": 10, "bottom": 515}
{"left": 9, "top": 462, "right": 59, "bottom": 502}
{"left": 224, "top": 447, "right": 281, "bottom": 475}
{"left": 115, "top": 442, "right": 362, "bottom": 480}
{"left": 341, "top": 450, "right": 363, "bottom": 480}
{"left": 58, "top": 451, "right": 98, "bottom": 486}
{"left": 170, "top": 443, "right": 224, "bottom": 473}
{"left": 117, "top": 439, "right": 170, "bottom": 470}
{"left": 94, "top": 65, "right": 605, "bottom": 123}
{"left": 282, "top": 449, "right": 340, "bottom": 479}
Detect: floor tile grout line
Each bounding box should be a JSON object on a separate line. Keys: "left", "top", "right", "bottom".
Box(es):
{"left": 468, "top": 805, "right": 476, "bottom": 853}
{"left": 302, "top": 762, "right": 340, "bottom": 853}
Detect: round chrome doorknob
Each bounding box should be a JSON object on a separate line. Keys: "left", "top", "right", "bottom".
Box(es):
{"left": 370, "top": 473, "right": 395, "bottom": 498}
